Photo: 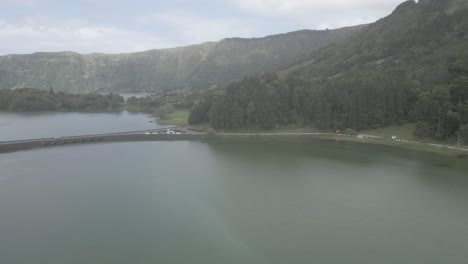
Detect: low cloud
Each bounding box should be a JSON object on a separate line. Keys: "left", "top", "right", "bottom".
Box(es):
{"left": 0, "top": 17, "right": 173, "bottom": 54}
{"left": 226, "top": 0, "right": 405, "bottom": 30}
{"left": 0, "top": 12, "right": 263, "bottom": 55}
{"left": 230, "top": 0, "right": 404, "bottom": 15}
{"left": 135, "top": 12, "right": 260, "bottom": 45}
{"left": 1, "top": 0, "right": 56, "bottom": 6}
{"left": 0, "top": 0, "right": 408, "bottom": 54}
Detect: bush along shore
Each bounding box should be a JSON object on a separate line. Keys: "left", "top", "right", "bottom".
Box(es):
{"left": 0, "top": 88, "right": 124, "bottom": 112}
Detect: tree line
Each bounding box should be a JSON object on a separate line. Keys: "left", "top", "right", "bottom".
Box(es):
{"left": 0, "top": 88, "right": 124, "bottom": 112}
{"left": 189, "top": 61, "right": 468, "bottom": 143}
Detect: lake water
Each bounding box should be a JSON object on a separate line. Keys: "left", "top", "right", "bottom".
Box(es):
{"left": 1, "top": 113, "right": 468, "bottom": 263}
{"left": 0, "top": 111, "right": 162, "bottom": 141}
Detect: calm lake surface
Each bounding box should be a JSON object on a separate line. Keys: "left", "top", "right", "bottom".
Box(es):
{"left": 1, "top": 114, "right": 468, "bottom": 264}
{"left": 0, "top": 111, "right": 162, "bottom": 141}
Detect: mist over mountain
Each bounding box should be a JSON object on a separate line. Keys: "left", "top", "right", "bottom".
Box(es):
{"left": 0, "top": 27, "right": 363, "bottom": 93}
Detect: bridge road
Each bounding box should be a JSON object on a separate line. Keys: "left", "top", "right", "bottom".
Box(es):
{"left": 0, "top": 127, "right": 205, "bottom": 154}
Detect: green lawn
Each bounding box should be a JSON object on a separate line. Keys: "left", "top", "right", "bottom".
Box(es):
{"left": 363, "top": 123, "right": 416, "bottom": 140}
{"left": 188, "top": 123, "right": 212, "bottom": 132}
{"left": 158, "top": 110, "right": 190, "bottom": 126}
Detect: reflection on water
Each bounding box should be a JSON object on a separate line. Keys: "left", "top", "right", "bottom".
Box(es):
{"left": 0, "top": 141, "right": 467, "bottom": 264}
{"left": 0, "top": 111, "right": 161, "bottom": 141}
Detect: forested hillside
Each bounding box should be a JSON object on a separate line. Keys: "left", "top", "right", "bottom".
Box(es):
{"left": 190, "top": 0, "right": 468, "bottom": 141}
{"left": 0, "top": 89, "right": 124, "bottom": 112}
{"left": 0, "top": 27, "right": 362, "bottom": 93}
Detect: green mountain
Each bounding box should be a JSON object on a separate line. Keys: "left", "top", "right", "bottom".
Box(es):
{"left": 191, "top": 0, "right": 468, "bottom": 140}
{"left": 281, "top": 0, "right": 468, "bottom": 87}
{"left": 0, "top": 27, "right": 363, "bottom": 93}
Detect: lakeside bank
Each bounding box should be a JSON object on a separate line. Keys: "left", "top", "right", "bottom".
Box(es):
{"left": 1, "top": 124, "right": 466, "bottom": 158}
{"left": 210, "top": 133, "right": 468, "bottom": 158}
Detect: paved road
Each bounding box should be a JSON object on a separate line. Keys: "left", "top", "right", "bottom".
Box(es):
{"left": 0, "top": 126, "right": 187, "bottom": 144}
{"left": 0, "top": 126, "right": 205, "bottom": 154}
{"left": 220, "top": 132, "right": 329, "bottom": 136}
{"left": 1, "top": 129, "right": 466, "bottom": 154}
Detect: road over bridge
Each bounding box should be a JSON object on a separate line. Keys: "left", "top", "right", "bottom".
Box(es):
{"left": 0, "top": 127, "right": 205, "bottom": 154}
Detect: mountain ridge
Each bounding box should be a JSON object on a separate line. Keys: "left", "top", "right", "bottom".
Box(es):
{"left": 280, "top": 0, "right": 468, "bottom": 85}
{"left": 0, "top": 26, "right": 365, "bottom": 93}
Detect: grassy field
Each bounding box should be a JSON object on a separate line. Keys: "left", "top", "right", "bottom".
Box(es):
{"left": 363, "top": 123, "right": 463, "bottom": 146}
{"left": 158, "top": 110, "right": 190, "bottom": 126}
{"left": 188, "top": 124, "right": 213, "bottom": 132}
{"left": 192, "top": 124, "right": 321, "bottom": 134}
{"left": 363, "top": 123, "right": 416, "bottom": 140}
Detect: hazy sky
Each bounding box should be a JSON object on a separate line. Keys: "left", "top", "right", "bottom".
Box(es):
{"left": 0, "top": 0, "right": 406, "bottom": 55}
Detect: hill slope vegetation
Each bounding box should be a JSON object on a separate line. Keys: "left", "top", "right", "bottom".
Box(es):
{"left": 0, "top": 27, "right": 362, "bottom": 93}
{"left": 190, "top": 0, "right": 468, "bottom": 141}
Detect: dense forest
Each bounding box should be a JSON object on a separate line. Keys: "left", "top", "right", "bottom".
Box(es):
{"left": 0, "top": 89, "right": 124, "bottom": 112}
{"left": 189, "top": 0, "right": 468, "bottom": 142}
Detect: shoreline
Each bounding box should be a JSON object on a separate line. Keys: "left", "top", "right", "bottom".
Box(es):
{"left": 1, "top": 125, "right": 467, "bottom": 158}
{"left": 211, "top": 133, "right": 468, "bottom": 158}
